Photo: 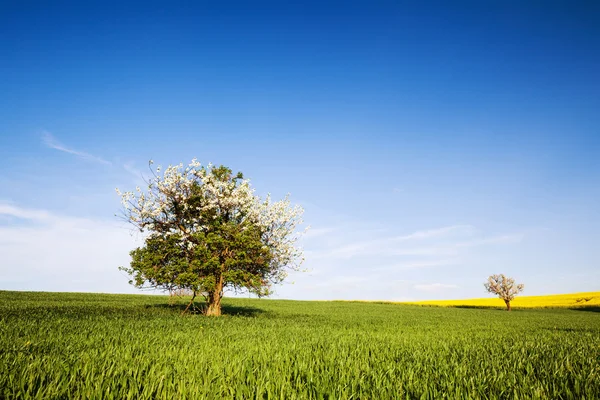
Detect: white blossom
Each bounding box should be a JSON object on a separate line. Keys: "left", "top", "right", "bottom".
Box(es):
{"left": 116, "top": 159, "right": 306, "bottom": 277}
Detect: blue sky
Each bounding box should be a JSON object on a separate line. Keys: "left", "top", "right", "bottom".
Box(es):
{"left": 1, "top": 1, "right": 599, "bottom": 300}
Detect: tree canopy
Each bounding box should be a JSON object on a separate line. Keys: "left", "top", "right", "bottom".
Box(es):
{"left": 117, "top": 159, "right": 305, "bottom": 315}
{"left": 484, "top": 274, "right": 524, "bottom": 311}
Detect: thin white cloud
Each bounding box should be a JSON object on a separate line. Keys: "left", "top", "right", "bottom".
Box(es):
{"left": 279, "top": 272, "right": 415, "bottom": 301}
{"left": 315, "top": 224, "right": 494, "bottom": 260}
{"left": 299, "top": 224, "right": 525, "bottom": 300}
{"left": 121, "top": 161, "right": 149, "bottom": 188}
{"left": 0, "top": 202, "right": 139, "bottom": 293}
{"left": 373, "top": 259, "right": 460, "bottom": 272}
{"left": 414, "top": 283, "right": 459, "bottom": 291}
{"left": 42, "top": 131, "right": 112, "bottom": 166}
{"left": 123, "top": 162, "right": 144, "bottom": 178}
{"left": 455, "top": 233, "right": 524, "bottom": 248}
{"left": 0, "top": 203, "right": 55, "bottom": 222}
{"left": 303, "top": 227, "right": 336, "bottom": 239}
{"left": 393, "top": 225, "right": 476, "bottom": 241}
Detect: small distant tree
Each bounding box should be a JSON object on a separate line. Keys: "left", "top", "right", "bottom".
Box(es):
{"left": 116, "top": 159, "right": 305, "bottom": 316}
{"left": 484, "top": 274, "right": 524, "bottom": 311}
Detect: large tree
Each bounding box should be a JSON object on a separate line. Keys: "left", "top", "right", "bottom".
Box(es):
{"left": 484, "top": 274, "right": 524, "bottom": 311}
{"left": 117, "top": 159, "right": 305, "bottom": 316}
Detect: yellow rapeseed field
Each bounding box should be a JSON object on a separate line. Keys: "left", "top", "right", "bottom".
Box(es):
{"left": 410, "top": 292, "right": 600, "bottom": 309}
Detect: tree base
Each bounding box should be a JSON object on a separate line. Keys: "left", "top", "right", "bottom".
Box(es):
{"left": 205, "top": 304, "right": 222, "bottom": 316}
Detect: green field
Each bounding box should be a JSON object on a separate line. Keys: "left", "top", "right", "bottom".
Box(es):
{"left": 1, "top": 291, "right": 599, "bottom": 399}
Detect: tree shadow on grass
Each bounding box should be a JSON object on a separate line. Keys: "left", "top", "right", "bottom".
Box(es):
{"left": 451, "top": 305, "right": 508, "bottom": 311}
{"left": 150, "top": 302, "right": 266, "bottom": 317}
{"left": 221, "top": 304, "right": 266, "bottom": 317}
{"left": 568, "top": 305, "right": 600, "bottom": 313}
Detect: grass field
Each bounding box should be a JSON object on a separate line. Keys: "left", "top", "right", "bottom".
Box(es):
{"left": 1, "top": 291, "right": 599, "bottom": 399}
{"left": 410, "top": 291, "right": 600, "bottom": 309}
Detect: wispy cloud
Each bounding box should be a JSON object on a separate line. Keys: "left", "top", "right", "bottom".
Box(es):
{"left": 414, "top": 283, "right": 459, "bottom": 291}
{"left": 299, "top": 223, "right": 525, "bottom": 300}
{"left": 393, "top": 225, "right": 476, "bottom": 241}
{"left": 303, "top": 227, "right": 336, "bottom": 239}
{"left": 314, "top": 224, "right": 501, "bottom": 260}
{"left": 0, "top": 202, "right": 139, "bottom": 293}
{"left": 122, "top": 161, "right": 148, "bottom": 188}
{"left": 123, "top": 161, "right": 144, "bottom": 178}
{"left": 42, "top": 131, "right": 112, "bottom": 166}
{"left": 373, "top": 259, "right": 460, "bottom": 272}
{"left": 0, "top": 203, "right": 55, "bottom": 222}
{"left": 455, "top": 233, "right": 525, "bottom": 247}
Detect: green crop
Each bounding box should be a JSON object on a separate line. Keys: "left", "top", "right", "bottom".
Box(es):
{"left": 1, "top": 291, "right": 598, "bottom": 399}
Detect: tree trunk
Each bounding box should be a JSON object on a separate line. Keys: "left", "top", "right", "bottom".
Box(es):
{"left": 505, "top": 299, "right": 511, "bottom": 311}
{"left": 205, "top": 274, "right": 224, "bottom": 316}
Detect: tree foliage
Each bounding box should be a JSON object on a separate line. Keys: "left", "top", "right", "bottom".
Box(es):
{"left": 116, "top": 159, "right": 305, "bottom": 315}
{"left": 484, "top": 274, "right": 524, "bottom": 311}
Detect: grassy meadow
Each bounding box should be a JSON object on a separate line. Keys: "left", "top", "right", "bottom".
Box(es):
{"left": 1, "top": 291, "right": 599, "bottom": 399}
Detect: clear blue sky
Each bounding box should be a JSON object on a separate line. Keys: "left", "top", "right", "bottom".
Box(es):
{"left": 1, "top": 1, "right": 598, "bottom": 300}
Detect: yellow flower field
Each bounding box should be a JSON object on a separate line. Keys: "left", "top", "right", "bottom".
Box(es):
{"left": 409, "top": 292, "right": 600, "bottom": 309}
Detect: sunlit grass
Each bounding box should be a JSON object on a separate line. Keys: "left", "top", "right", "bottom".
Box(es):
{"left": 410, "top": 291, "right": 600, "bottom": 309}
{"left": 1, "top": 290, "right": 599, "bottom": 399}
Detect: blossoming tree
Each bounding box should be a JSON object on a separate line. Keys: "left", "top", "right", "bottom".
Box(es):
{"left": 117, "top": 159, "right": 305, "bottom": 316}
{"left": 484, "top": 274, "right": 524, "bottom": 311}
